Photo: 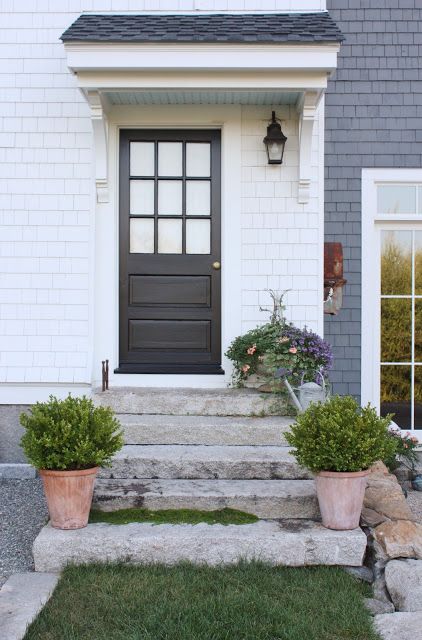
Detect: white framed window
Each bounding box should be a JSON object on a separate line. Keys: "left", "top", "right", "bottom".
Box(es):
{"left": 362, "top": 169, "right": 422, "bottom": 439}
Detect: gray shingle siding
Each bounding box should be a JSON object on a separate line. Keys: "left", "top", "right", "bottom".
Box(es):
{"left": 325, "top": 0, "right": 422, "bottom": 400}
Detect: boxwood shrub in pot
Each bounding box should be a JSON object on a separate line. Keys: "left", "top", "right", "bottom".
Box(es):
{"left": 20, "top": 395, "right": 123, "bottom": 530}
{"left": 285, "top": 395, "right": 396, "bottom": 530}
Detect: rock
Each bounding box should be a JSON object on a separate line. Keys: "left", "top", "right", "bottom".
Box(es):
{"left": 364, "top": 465, "right": 415, "bottom": 522}
{"left": 374, "top": 520, "right": 422, "bottom": 559}
{"left": 375, "top": 612, "right": 422, "bottom": 640}
{"left": 364, "top": 598, "right": 394, "bottom": 615}
{"left": 343, "top": 565, "right": 374, "bottom": 583}
{"left": 385, "top": 559, "right": 422, "bottom": 611}
{"left": 361, "top": 507, "right": 389, "bottom": 527}
{"left": 32, "top": 521, "right": 367, "bottom": 572}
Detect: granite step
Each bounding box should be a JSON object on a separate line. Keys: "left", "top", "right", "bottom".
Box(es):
{"left": 117, "top": 414, "right": 294, "bottom": 446}
{"left": 99, "top": 445, "right": 312, "bottom": 481}
{"left": 93, "top": 478, "right": 319, "bottom": 519}
{"left": 33, "top": 520, "right": 367, "bottom": 572}
{"left": 93, "top": 387, "right": 290, "bottom": 416}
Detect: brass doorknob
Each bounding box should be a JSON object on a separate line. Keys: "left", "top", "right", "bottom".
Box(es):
{"left": 212, "top": 261, "right": 221, "bottom": 270}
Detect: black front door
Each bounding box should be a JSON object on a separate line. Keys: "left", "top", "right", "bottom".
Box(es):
{"left": 117, "top": 129, "right": 222, "bottom": 374}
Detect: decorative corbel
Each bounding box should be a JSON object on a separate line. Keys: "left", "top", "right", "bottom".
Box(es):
{"left": 86, "top": 91, "right": 109, "bottom": 203}
{"left": 296, "top": 91, "right": 321, "bottom": 205}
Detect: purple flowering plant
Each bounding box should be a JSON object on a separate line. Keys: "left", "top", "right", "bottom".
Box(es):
{"left": 225, "top": 319, "right": 333, "bottom": 386}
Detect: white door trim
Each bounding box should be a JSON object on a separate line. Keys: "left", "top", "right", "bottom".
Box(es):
{"left": 92, "top": 104, "right": 242, "bottom": 388}
{"left": 362, "top": 168, "right": 422, "bottom": 439}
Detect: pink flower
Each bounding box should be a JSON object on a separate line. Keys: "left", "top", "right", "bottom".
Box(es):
{"left": 241, "top": 364, "right": 250, "bottom": 373}
{"left": 247, "top": 344, "right": 257, "bottom": 355}
{"left": 289, "top": 347, "right": 297, "bottom": 354}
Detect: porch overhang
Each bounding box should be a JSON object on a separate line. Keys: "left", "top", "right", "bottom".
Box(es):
{"left": 62, "top": 14, "right": 343, "bottom": 204}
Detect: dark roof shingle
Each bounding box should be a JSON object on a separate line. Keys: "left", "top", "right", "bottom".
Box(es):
{"left": 61, "top": 13, "right": 344, "bottom": 44}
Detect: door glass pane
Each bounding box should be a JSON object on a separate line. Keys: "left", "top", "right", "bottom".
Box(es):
{"left": 415, "top": 232, "right": 422, "bottom": 295}
{"left": 158, "top": 219, "right": 182, "bottom": 254}
{"left": 158, "top": 142, "right": 182, "bottom": 177}
{"left": 130, "top": 142, "right": 154, "bottom": 177}
{"left": 186, "top": 181, "right": 211, "bottom": 216}
{"left": 381, "top": 298, "right": 411, "bottom": 362}
{"left": 130, "top": 180, "right": 154, "bottom": 216}
{"left": 158, "top": 181, "right": 182, "bottom": 215}
{"left": 381, "top": 365, "right": 411, "bottom": 429}
{"left": 381, "top": 230, "right": 412, "bottom": 295}
{"left": 186, "top": 143, "right": 210, "bottom": 177}
{"left": 414, "top": 366, "right": 422, "bottom": 428}
{"left": 415, "top": 300, "right": 422, "bottom": 362}
{"left": 186, "top": 219, "right": 210, "bottom": 254}
{"left": 377, "top": 185, "right": 416, "bottom": 214}
{"left": 130, "top": 218, "right": 154, "bottom": 254}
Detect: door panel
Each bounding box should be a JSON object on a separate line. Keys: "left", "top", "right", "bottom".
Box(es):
{"left": 118, "top": 129, "right": 222, "bottom": 374}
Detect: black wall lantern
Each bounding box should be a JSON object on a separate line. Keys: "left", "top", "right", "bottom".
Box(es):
{"left": 263, "top": 111, "right": 287, "bottom": 164}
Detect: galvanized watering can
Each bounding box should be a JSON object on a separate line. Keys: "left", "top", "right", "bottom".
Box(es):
{"left": 275, "top": 368, "right": 328, "bottom": 413}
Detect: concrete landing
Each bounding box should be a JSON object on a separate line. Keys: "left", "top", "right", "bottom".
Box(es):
{"left": 33, "top": 520, "right": 366, "bottom": 572}
{"left": 0, "top": 572, "right": 59, "bottom": 640}
{"left": 93, "top": 478, "right": 319, "bottom": 519}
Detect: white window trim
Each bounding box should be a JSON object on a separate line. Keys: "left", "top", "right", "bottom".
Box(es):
{"left": 362, "top": 168, "right": 422, "bottom": 440}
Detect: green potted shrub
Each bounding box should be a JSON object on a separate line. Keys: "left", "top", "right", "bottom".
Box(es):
{"left": 286, "top": 395, "right": 396, "bottom": 530}
{"left": 20, "top": 395, "right": 123, "bottom": 530}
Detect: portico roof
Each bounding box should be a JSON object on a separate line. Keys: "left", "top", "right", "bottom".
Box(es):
{"left": 61, "top": 12, "right": 344, "bottom": 45}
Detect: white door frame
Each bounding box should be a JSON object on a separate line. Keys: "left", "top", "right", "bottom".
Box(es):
{"left": 362, "top": 168, "right": 422, "bottom": 439}
{"left": 92, "top": 104, "right": 242, "bottom": 388}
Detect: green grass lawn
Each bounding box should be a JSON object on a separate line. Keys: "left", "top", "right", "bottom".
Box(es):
{"left": 24, "top": 562, "right": 381, "bottom": 640}
{"left": 89, "top": 507, "right": 259, "bottom": 525}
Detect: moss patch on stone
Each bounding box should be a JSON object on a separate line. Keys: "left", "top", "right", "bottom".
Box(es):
{"left": 89, "top": 507, "right": 259, "bottom": 526}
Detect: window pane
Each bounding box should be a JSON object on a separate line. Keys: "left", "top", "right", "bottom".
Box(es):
{"left": 415, "top": 232, "right": 422, "bottom": 295}
{"left": 158, "top": 142, "right": 182, "bottom": 177}
{"left": 130, "top": 218, "right": 154, "bottom": 254}
{"left": 414, "top": 366, "right": 422, "bottom": 429}
{"left": 380, "top": 365, "right": 411, "bottom": 429}
{"left": 186, "top": 143, "right": 210, "bottom": 177}
{"left": 130, "top": 142, "right": 154, "bottom": 177}
{"left": 158, "top": 181, "right": 182, "bottom": 215}
{"left": 130, "top": 180, "right": 154, "bottom": 216}
{"left": 186, "top": 181, "right": 211, "bottom": 216}
{"left": 381, "top": 298, "right": 411, "bottom": 362}
{"left": 158, "top": 219, "right": 182, "bottom": 254}
{"left": 381, "top": 230, "right": 412, "bottom": 295}
{"left": 377, "top": 185, "right": 416, "bottom": 214}
{"left": 186, "top": 219, "right": 210, "bottom": 254}
{"left": 415, "top": 300, "right": 422, "bottom": 362}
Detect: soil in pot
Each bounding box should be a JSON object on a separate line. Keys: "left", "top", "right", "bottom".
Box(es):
{"left": 40, "top": 467, "right": 98, "bottom": 530}
{"left": 315, "top": 470, "right": 369, "bottom": 530}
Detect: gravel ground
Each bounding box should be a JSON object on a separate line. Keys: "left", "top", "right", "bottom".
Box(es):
{"left": 407, "top": 489, "right": 422, "bottom": 524}
{"left": 0, "top": 478, "right": 48, "bottom": 588}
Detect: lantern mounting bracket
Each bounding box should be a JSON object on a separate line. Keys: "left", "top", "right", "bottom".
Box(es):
{"left": 296, "top": 91, "right": 322, "bottom": 205}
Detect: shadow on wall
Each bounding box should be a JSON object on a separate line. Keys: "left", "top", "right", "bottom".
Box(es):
{"left": 0, "top": 405, "right": 30, "bottom": 463}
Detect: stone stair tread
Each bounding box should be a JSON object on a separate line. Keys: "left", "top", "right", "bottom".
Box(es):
{"left": 94, "top": 478, "right": 316, "bottom": 499}
{"left": 93, "top": 478, "right": 319, "bottom": 519}
{"left": 33, "top": 520, "right": 367, "bottom": 571}
{"left": 99, "top": 444, "right": 312, "bottom": 481}
{"left": 93, "top": 387, "right": 289, "bottom": 416}
{"left": 117, "top": 414, "right": 293, "bottom": 446}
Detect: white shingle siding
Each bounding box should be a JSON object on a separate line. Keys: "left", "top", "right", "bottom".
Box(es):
{"left": 240, "top": 105, "right": 322, "bottom": 334}
{"left": 0, "top": 1, "right": 324, "bottom": 390}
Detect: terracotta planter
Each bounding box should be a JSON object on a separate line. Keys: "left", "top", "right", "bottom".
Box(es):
{"left": 315, "top": 469, "right": 369, "bottom": 530}
{"left": 39, "top": 467, "right": 98, "bottom": 530}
